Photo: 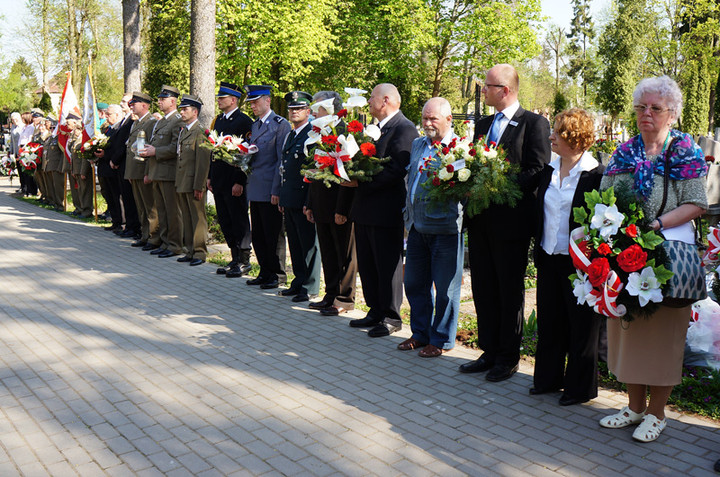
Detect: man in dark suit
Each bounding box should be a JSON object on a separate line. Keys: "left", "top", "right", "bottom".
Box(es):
{"left": 208, "top": 82, "right": 254, "bottom": 277}
{"left": 459, "top": 63, "right": 551, "bottom": 382}
{"left": 346, "top": 83, "right": 419, "bottom": 337}
{"left": 94, "top": 104, "right": 124, "bottom": 231}
{"left": 244, "top": 85, "right": 292, "bottom": 289}
{"left": 278, "top": 91, "right": 320, "bottom": 303}
{"left": 110, "top": 93, "right": 141, "bottom": 238}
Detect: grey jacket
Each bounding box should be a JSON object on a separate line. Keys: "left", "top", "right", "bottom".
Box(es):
{"left": 245, "top": 110, "right": 291, "bottom": 202}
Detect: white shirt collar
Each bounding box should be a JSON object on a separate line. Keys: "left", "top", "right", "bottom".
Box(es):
{"left": 259, "top": 110, "right": 272, "bottom": 123}
{"left": 164, "top": 109, "right": 177, "bottom": 119}
{"left": 224, "top": 107, "right": 238, "bottom": 119}
{"left": 497, "top": 101, "right": 520, "bottom": 121}
{"left": 293, "top": 121, "right": 310, "bottom": 134}
{"left": 549, "top": 151, "right": 599, "bottom": 176}
{"left": 185, "top": 119, "right": 198, "bottom": 130}
{"left": 378, "top": 109, "right": 400, "bottom": 129}
{"left": 137, "top": 112, "right": 150, "bottom": 122}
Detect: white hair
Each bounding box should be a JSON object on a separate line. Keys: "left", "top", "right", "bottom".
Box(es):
{"left": 10, "top": 112, "right": 20, "bottom": 121}
{"left": 107, "top": 104, "right": 122, "bottom": 114}
{"left": 633, "top": 75, "right": 683, "bottom": 118}
{"left": 423, "top": 97, "right": 452, "bottom": 117}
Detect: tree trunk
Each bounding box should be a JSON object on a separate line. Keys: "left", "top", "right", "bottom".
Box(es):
{"left": 190, "top": 0, "right": 216, "bottom": 126}
{"left": 123, "top": 0, "right": 142, "bottom": 92}
{"left": 66, "top": 0, "right": 80, "bottom": 86}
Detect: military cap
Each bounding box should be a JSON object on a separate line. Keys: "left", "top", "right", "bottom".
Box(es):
{"left": 244, "top": 85, "right": 273, "bottom": 101}
{"left": 66, "top": 112, "right": 81, "bottom": 120}
{"left": 96, "top": 102, "right": 109, "bottom": 110}
{"left": 31, "top": 111, "right": 44, "bottom": 118}
{"left": 157, "top": 85, "right": 180, "bottom": 98}
{"left": 128, "top": 92, "right": 153, "bottom": 104}
{"left": 178, "top": 94, "right": 203, "bottom": 110}
{"left": 285, "top": 91, "right": 313, "bottom": 109}
{"left": 217, "top": 81, "right": 242, "bottom": 98}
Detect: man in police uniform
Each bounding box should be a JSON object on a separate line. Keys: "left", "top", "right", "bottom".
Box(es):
{"left": 139, "top": 85, "right": 184, "bottom": 257}
{"left": 208, "top": 81, "right": 254, "bottom": 277}
{"left": 124, "top": 92, "right": 159, "bottom": 248}
{"left": 278, "top": 91, "right": 320, "bottom": 302}
{"left": 175, "top": 95, "right": 212, "bottom": 266}
{"left": 244, "top": 85, "right": 291, "bottom": 289}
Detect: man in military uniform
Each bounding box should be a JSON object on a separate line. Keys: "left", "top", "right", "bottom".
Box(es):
{"left": 208, "top": 81, "right": 254, "bottom": 277}
{"left": 278, "top": 91, "right": 320, "bottom": 303}
{"left": 124, "top": 92, "right": 158, "bottom": 248}
{"left": 43, "top": 121, "right": 66, "bottom": 211}
{"left": 175, "top": 95, "right": 212, "bottom": 266}
{"left": 139, "top": 85, "right": 184, "bottom": 257}
{"left": 244, "top": 85, "right": 291, "bottom": 289}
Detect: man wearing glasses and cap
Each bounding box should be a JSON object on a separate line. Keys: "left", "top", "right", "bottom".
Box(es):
{"left": 208, "top": 81, "right": 254, "bottom": 277}
{"left": 124, "top": 92, "right": 159, "bottom": 247}
{"left": 139, "top": 85, "right": 184, "bottom": 257}
{"left": 277, "top": 91, "right": 320, "bottom": 303}
{"left": 175, "top": 95, "right": 212, "bottom": 266}
{"left": 243, "top": 84, "right": 291, "bottom": 289}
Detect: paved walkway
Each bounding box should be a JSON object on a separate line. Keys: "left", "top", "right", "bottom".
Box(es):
{"left": 0, "top": 177, "right": 718, "bottom": 477}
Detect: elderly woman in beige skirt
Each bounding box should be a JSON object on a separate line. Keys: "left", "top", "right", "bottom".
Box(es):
{"left": 599, "top": 75, "right": 707, "bottom": 442}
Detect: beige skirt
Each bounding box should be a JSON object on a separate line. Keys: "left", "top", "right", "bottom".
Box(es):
{"left": 607, "top": 305, "right": 691, "bottom": 386}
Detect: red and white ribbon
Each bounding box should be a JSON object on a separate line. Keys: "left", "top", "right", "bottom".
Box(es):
{"left": 569, "top": 227, "right": 591, "bottom": 272}
{"left": 703, "top": 227, "right": 720, "bottom": 265}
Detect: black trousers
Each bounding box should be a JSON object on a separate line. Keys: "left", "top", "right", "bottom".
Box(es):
{"left": 354, "top": 223, "right": 404, "bottom": 325}
{"left": 316, "top": 220, "right": 356, "bottom": 306}
{"left": 215, "top": 189, "right": 251, "bottom": 264}
{"left": 534, "top": 249, "right": 602, "bottom": 400}
{"left": 99, "top": 175, "right": 122, "bottom": 227}
{"left": 118, "top": 176, "right": 140, "bottom": 233}
{"left": 250, "top": 201, "right": 286, "bottom": 283}
{"left": 284, "top": 207, "right": 320, "bottom": 295}
{"left": 467, "top": 221, "right": 529, "bottom": 367}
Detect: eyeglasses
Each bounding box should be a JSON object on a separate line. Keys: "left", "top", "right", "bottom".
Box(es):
{"left": 484, "top": 83, "right": 505, "bottom": 89}
{"left": 633, "top": 104, "right": 672, "bottom": 115}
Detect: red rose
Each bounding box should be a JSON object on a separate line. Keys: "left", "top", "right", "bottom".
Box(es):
{"left": 432, "top": 176, "right": 440, "bottom": 186}
{"left": 469, "top": 148, "right": 477, "bottom": 156}
{"left": 449, "top": 181, "right": 455, "bottom": 187}
{"left": 625, "top": 224, "right": 638, "bottom": 238}
{"left": 360, "top": 143, "right": 376, "bottom": 156}
{"left": 442, "top": 147, "right": 450, "bottom": 155}
{"left": 597, "top": 243, "right": 612, "bottom": 256}
{"left": 707, "top": 155, "right": 716, "bottom": 163}
{"left": 616, "top": 244, "right": 647, "bottom": 273}
{"left": 337, "top": 109, "right": 348, "bottom": 118}
{"left": 347, "top": 120, "right": 363, "bottom": 133}
{"left": 321, "top": 135, "right": 339, "bottom": 146}
{"left": 446, "top": 164, "right": 454, "bottom": 172}
{"left": 449, "top": 138, "right": 457, "bottom": 148}
{"left": 204, "top": 129, "right": 210, "bottom": 136}
{"left": 431, "top": 140, "right": 441, "bottom": 146}
{"left": 587, "top": 258, "right": 610, "bottom": 287}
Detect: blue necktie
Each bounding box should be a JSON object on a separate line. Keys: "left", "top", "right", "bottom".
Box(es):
{"left": 488, "top": 112, "right": 504, "bottom": 144}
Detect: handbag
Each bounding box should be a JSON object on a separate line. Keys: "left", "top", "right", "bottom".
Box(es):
{"left": 657, "top": 138, "right": 707, "bottom": 307}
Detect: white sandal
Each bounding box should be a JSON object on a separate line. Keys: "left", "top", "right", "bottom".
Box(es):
{"left": 599, "top": 406, "right": 646, "bottom": 429}
{"left": 632, "top": 414, "right": 667, "bottom": 442}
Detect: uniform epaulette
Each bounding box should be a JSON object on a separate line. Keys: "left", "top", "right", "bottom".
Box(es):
{"left": 273, "top": 116, "right": 285, "bottom": 124}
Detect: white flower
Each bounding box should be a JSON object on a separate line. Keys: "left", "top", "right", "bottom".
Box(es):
{"left": 344, "top": 87, "right": 367, "bottom": 96}
{"left": 572, "top": 272, "right": 595, "bottom": 305}
{"left": 457, "top": 168, "right": 471, "bottom": 182}
{"left": 337, "top": 134, "right": 360, "bottom": 158}
{"left": 626, "top": 267, "right": 664, "bottom": 307}
{"left": 590, "top": 203, "right": 625, "bottom": 240}
{"left": 343, "top": 96, "right": 367, "bottom": 109}
{"left": 311, "top": 98, "right": 335, "bottom": 116}
{"left": 364, "top": 124, "right": 381, "bottom": 141}
{"left": 304, "top": 130, "right": 323, "bottom": 155}
{"left": 481, "top": 147, "right": 498, "bottom": 159}
{"left": 438, "top": 168, "right": 452, "bottom": 181}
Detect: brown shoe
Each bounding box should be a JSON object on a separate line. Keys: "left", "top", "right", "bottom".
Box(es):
{"left": 397, "top": 337, "right": 427, "bottom": 351}
{"left": 418, "top": 344, "right": 445, "bottom": 358}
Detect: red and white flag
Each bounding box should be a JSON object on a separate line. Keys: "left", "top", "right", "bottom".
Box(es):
{"left": 82, "top": 65, "right": 98, "bottom": 144}
{"left": 53, "top": 72, "right": 82, "bottom": 163}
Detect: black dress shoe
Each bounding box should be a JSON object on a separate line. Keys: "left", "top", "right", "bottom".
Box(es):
{"left": 113, "top": 228, "right": 125, "bottom": 235}
{"left": 189, "top": 258, "right": 205, "bottom": 266}
{"left": 349, "top": 316, "right": 382, "bottom": 328}
{"left": 558, "top": 394, "right": 587, "bottom": 406}
{"left": 158, "top": 250, "right": 178, "bottom": 258}
{"left": 216, "top": 261, "right": 237, "bottom": 275}
{"left": 142, "top": 243, "right": 159, "bottom": 251}
{"left": 260, "top": 279, "right": 279, "bottom": 289}
{"left": 279, "top": 288, "right": 300, "bottom": 296}
{"left": 368, "top": 322, "right": 401, "bottom": 337}
{"left": 104, "top": 225, "right": 120, "bottom": 231}
{"left": 177, "top": 256, "right": 192, "bottom": 262}
{"left": 458, "top": 357, "right": 494, "bottom": 374}
{"left": 529, "top": 387, "right": 559, "bottom": 395}
{"left": 714, "top": 458, "right": 720, "bottom": 473}
{"left": 246, "top": 277, "right": 267, "bottom": 285}
{"left": 320, "top": 306, "right": 350, "bottom": 316}
{"left": 119, "top": 229, "right": 136, "bottom": 238}
{"left": 131, "top": 240, "right": 147, "bottom": 247}
{"left": 291, "top": 293, "right": 309, "bottom": 303}
{"left": 309, "top": 299, "right": 331, "bottom": 310}
{"left": 239, "top": 263, "right": 252, "bottom": 274}
{"left": 150, "top": 248, "right": 166, "bottom": 255}
{"left": 486, "top": 363, "right": 519, "bottom": 382}
{"left": 226, "top": 265, "right": 243, "bottom": 278}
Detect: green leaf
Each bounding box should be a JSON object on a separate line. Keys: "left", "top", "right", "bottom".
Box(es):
{"left": 654, "top": 265, "right": 674, "bottom": 285}
{"left": 637, "top": 231, "right": 664, "bottom": 250}
{"left": 573, "top": 206, "right": 588, "bottom": 224}
{"left": 584, "top": 189, "right": 603, "bottom": 212}
{"left": 601, "top": 186, "right": 617, "bottom": 206}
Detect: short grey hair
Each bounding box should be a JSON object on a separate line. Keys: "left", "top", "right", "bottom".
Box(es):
{"left": 10, "top": 112, "right": 20, "bottom": 121}
{"left": 313, "top": 91, "right": 343, "bottom": 114}
{"left": 423, "top": 97, "right": 452, "bottom": 117}
{"left": 107, "top": 104, "right": 122, "bottom": 115}
{"left": 633, "top": 75, "right": 683, "bottom": 119}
